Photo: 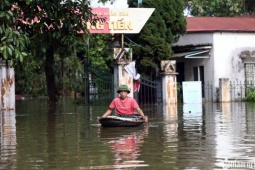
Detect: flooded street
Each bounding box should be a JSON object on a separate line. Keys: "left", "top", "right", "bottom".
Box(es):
{"left": 1, "top": 99, "right": 255, "bottom": 169}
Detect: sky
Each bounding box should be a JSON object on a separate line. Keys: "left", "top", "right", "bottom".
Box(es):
{"left": 89, "top": 0, "right": 128, "bottom": 8}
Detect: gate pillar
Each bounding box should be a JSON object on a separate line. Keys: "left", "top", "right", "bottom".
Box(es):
{"left": 160, "top": 60, "right": 178, "bottom": 104}
{"left": 113, "top": 48, "right": 133, "bottom": 98}
{"left": 0, "top": 61, "right": 15, "bottom": 110}
{"left": 219, "top": 78, "right": 230, "bottom": 102}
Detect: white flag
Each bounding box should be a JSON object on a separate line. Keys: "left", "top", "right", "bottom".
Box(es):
{"left": 124, "top": 61, "right": 137, "bottom": 79}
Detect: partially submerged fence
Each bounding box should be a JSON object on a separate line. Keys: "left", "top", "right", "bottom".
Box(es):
{"left": 84, "top": 66, "right": 114, "bottom": 106}
{"left": 230, "top": 81, "right": 255, "bottom": 101}
{"left": 178, "top": 81, "right": 255, "bottom": 102}
{"left": 134, "top": 77, "right": 162, "bottom": 105}
{"left": 84, "top": 61, "right": 255, "bottom": 106}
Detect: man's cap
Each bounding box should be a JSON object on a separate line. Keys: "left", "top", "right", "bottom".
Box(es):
{"left": 117, "top": 85, "right": 130, "bottom": 93}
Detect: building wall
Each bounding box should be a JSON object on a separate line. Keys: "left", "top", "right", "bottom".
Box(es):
{"left": 173, "top": 33, "right": 213, "bottom": 45}
{"left": 174, "top": 33, "right": 215, "bottom": 84}
{"left": 174, "top": 31, "right": 255, "bottom": 101}
{"left": 213, "top": 32, "right": 255, "bottom": 86}
{"left": 175, "top": 32, "right": 255, "bottom": 86}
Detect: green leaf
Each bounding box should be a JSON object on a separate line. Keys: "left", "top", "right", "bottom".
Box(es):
{"left": 26, "top": 0, "right": 31, "bottom": 4}
{"left": 0, "top": 11, "right": 5, "bottom": 18}
{"left": 3, "top": 48, "right": 8, "bottom": 59}
{"left": 21, "top": 52, "right": 27, "bottom": 57}
{"left": 4, "top": 0, "right": 10, "bottom": 6}
{"left": 13, "top": 31, "right": 20, "bottom": 36}
{"left": 6, "top": 11, "right": 13, "bottom": 17}
{"left": 15, "top": 51, "right": 19, "bottom": 59}
{"left": 9, "top": 44, "right": 14, "bottom": 50}
{"left": 1, "top": 37, "right": 7, "bottom": 41}
{"left": 7, "top": 47, "right": 12, "bottom": 56}
{"left": 19, "top": 55, "right": 23, "bottom": 62}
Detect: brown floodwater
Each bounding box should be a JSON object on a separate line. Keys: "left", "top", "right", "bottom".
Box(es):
{"left": 1, "top": 99, "right": 255, "bottom": 170}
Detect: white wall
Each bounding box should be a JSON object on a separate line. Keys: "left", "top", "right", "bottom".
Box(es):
{"left": 184, "top": 58, "right": 212, "bottom": 81}
{"left": 174, "top": 32, "right": 255, "bottom": 87}
{"left": 174, "top": 33, "right": 215, "bottom": 84}
{"left": 173, "top": 33, "right": 213, "bottom": 45}
{"left": 213, "top": 32, "right": 255, "bottom": 86}
{"left": 174, "top": 32, "right": 255, "bottom": 101}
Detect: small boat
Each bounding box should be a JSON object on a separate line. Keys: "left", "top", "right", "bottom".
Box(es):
{"left": 98, "top": 115, "right": 145, "bottom": 127}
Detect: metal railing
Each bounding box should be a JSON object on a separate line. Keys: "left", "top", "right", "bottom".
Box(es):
{"left": 84, "top": 66, "right": 114, "bottom": 106}
{"left": 178, "top": 81, "right": 255, "bottom": 103}
{"left": 230, "top": 81, "right": 255, "bottom": 101}
{"left": 135, "top": 77, "right": 162, "bottom": 105}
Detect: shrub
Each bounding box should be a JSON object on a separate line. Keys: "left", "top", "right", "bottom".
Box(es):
{"left": 245, "top": 87, "right": 255, "bottom": 101}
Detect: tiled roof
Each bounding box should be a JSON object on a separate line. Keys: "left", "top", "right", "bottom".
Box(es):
{"left": 186, "top": 17, "right": 255, "bottom": 33}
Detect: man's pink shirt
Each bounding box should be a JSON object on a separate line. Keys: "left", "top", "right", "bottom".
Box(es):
{"left": 109, "top": 97, "right": 139, "bottom": 114}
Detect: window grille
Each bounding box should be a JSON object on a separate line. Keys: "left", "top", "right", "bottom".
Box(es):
{"left": 245, "top": 63, "right": 255, "bottom": 83}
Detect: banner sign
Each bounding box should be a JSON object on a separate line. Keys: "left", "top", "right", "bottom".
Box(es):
{"left": 87, "top": 8, "right": 155, "bottom": 34}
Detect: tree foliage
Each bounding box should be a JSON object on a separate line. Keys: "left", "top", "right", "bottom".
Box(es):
{"left": 16, "top": 0, "right": 100, "bottom": 49}
{"left": 14, "top": 31, "right": 113, "bottom": 98}
{"left": 0, "top": 0, "right": 29, "bottom": 64}
{"left": 15, "top": 52, "right": 46, "bottom": 96}
{"left": 185, "top": 0, "right": 255, "bottom": 16}
{"left": 2, "top": 0, "right": 187, "bottom": 99}
{"left": 244, "top": 0, "right": 255, "bottom": 14}
{"left": 12, "top": 0, "right": 103, "bottom": 102}
{"left": 128, "top": 0, "right": 186, "bottom": 78}
{"left": 86, "top": 34, "right": 113, "bottom": 71}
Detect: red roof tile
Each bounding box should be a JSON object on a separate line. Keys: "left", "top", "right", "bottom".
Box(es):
{"left": 186, "top": 17, "right": 255, "bottom": 33}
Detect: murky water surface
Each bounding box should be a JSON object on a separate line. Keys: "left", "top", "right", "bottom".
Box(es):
{"left": 1, "top": 99, "right": 255, "bottom": 170}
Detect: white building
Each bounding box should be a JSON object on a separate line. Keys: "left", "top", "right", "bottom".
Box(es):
{"left": 172, "top": 17, "right": 255, "bottom": 101}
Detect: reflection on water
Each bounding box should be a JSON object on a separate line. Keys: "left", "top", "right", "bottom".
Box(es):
{"left": 0, "top": 110, "right": 16, "bottom": 170}
{"left": 97, "top": 127, "right": 149, "bottom": 169}
{"left": 214, "top": 103, "right": 255, "bottom": 168}
{"left": 0, "top": 100, "right": 255, "bottom": 169}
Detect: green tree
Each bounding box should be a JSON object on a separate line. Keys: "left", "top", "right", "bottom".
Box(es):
{"left": 244, "top": 0, "right": 255, "bottom": 14}
{"left": 190, "top": 0, "right": 243, "bottom": 16}
{"left": 86, "top": 34, "right": 113, "bottom": 71}
{"left": 0, "top": 0, "right": 29, "bottom": 63}
{"left": 15, "top": 34, "right": 113, "bottom": 99}
{"left": 185, "top": 0, "right": 255, "bottom": 16}
{"left": 15, "top": 0, "right": 103, "bottom": 102}
{"left": 128, "top": 0, "right": 186, "bottom": 78}
{"left": 15, "top": 52, "right": 46, "bottom": 96}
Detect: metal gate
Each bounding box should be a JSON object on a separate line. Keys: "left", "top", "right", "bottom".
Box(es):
{"left": 134, "top": 77, "right": 162, "bottom": 105}
{"left": 84, "top": 65, "right": 114, "bottom": 106}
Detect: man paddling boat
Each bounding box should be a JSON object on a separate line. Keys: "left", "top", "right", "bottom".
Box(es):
{"left": 100, "top": 85, "right": 148, "bottom": 123}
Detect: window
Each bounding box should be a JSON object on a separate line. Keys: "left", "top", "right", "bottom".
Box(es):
{"left": 245, "top": 63, "right": 255, "bottom": 83}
